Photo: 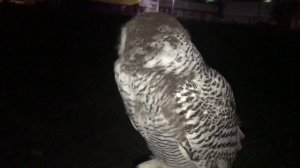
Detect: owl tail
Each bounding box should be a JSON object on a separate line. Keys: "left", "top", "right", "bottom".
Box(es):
{"left": 238, "top": 127, "right": 245, "bottom": 140}
{"left": 237, "top": 127, "right": 245, "bottom": 151}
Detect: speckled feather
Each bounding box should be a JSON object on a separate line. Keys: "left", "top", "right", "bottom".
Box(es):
{"left": 114, "top": 12, "right": 244, "bottom": 168}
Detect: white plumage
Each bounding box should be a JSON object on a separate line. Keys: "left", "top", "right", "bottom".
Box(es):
{"left": 114, "top": 12, "right": 244, "bottom": 168}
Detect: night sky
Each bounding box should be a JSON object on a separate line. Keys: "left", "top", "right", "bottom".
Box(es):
{"left": 1, "top": 4, "right": 299, "bottom": 168}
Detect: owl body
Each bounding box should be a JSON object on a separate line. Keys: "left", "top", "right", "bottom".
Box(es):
{"left": 114, "top": 12, "right": 244, "bottom": 168}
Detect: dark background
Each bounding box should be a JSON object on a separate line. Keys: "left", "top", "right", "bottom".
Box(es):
{"left": 1, "top": 5, "right": 299, "bottom": 168}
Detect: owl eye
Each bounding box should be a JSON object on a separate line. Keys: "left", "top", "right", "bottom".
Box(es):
{"left": 176, "top": 57, "right": 182, "bottom": 62}
{"left": 150, "top": 42, "right": 159, "bottom": 47}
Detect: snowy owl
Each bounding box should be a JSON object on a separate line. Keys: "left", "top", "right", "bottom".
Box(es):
{"left": 114, "top": 12, "right": 244, "bottom": 168}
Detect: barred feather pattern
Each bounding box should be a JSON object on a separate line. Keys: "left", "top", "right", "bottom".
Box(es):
{"left": 114, "top": 12, "right": 244, "bottom": 168}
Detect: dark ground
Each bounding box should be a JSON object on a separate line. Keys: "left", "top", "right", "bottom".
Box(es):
{"left": 1, "top": 5, "right": 299, "bottom": 168}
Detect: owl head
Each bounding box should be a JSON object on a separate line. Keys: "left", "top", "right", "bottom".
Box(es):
{"left": 118, "top": 12, "right": 201, "bottom": 74}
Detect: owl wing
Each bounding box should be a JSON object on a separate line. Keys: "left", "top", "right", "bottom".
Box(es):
{"left": 175, "top": 75, "right": 243, "bottom": 167}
